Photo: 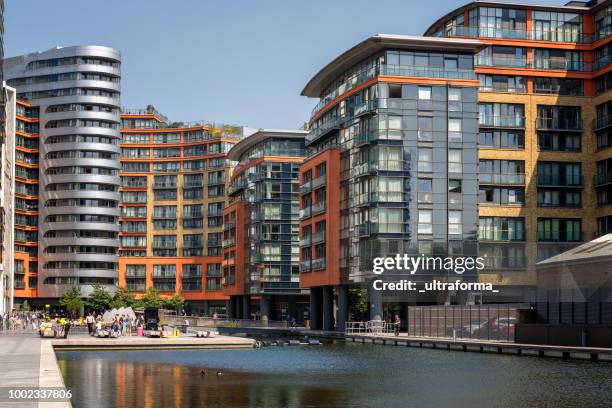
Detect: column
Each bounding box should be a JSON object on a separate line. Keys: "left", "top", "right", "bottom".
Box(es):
{"left": 309, "top": 287, "right": 322, "bottom": 330}
{"left": 203, "top": 300, "right": 210, "bottom": 316}
{"left": 260, "top": 295, "right": 271, "bottom": 325}
{"left": 242, "top": 295, "right": 251, "bottom": 320}
{"left": 336, "top": 284, "right": 349, "bottom": 332}
{"left": 369, "top": 286, "right": 383, "bottom": 321}
{"left": 323, "top": 285, "right": 334, "bottom": 331}
{"left": 236, "top": 296, "right": 243, "bottom": 319}
{"left": 227, "top": 298, "right": 235, "bottom": 318}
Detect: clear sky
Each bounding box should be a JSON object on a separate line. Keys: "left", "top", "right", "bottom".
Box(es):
{"left": 5, "top": 0, "right": 562, "bottom": 129}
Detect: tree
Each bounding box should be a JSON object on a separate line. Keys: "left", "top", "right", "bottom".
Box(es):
{"left": 86, "top": 283, "right": 113, "bottom": 314}
{"left": 163, "top": 294, "right": 185, "bottom": 313}
{"left": 112, "top": 287, "right": 136, "bottom": 309}
{"left": 138, "top": 288, "right": 163, "bottom": 308}
{"left": 59, "top": 286, "right": 84, "bottom": 318}
{"left": 348, "top": 289, "right": 368, "bottom": 321}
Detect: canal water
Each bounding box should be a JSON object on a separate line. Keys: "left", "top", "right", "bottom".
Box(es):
{"left": 57, "top": 342, "right": 611, "bottom": 408}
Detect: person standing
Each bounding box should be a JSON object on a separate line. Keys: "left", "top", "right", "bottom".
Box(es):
{"left": 86, "top": 313, "right": 95, "bottom": 335}
{"left": 394, "top": 314, "right": 401, "bottom": 337}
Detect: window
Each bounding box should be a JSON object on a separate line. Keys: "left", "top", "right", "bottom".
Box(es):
{"left": 448, "top": 211, "right": 462, "bottom": 235}
{"left": 418, "top": 178, "right": 432, "bottom": 203}
{"left": 389, "top": 84, "right": 402, "bottom": 99}
{"left": 448, "top": 150, "right": 462, "bottom": 173}
{"left": 418, "top": 149, "right": 433, "bottom": 172}
{"left": 418, "top": 210, "right": 433, "bottom": 234}
{"left": 537, "top": 218, "right": 581, "bottom": 242}
{"left": 418, "top": 116, "right": 433, "bottom": 141}
{"left": 418, "top": 86, "right": 432, "bottom": 100}
{"left": 448, "top": 179, "right": 462, "bottom": 193}
{"left": 448, "top": 119, "right": 462, "bottom": 141}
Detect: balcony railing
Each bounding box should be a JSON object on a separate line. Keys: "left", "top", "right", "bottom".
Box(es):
{"left": 312, "top": 175, "right": 326, "bottom": 189}
{"left": 299, "top": 261, "right": 311, "bottom": 273}
{"left": 441, "top": 25, "right": 591, "bottom": 43}
{"left": 537, "top": 174, "right": 583, "bottom": 187}
{"left": 153, "top": 181, "right": 177, "bottom": 189}
{"left": 595, "top": 174, "right": 612, "bottom": 187}
{"left": 380, "top": 65, "right": 476, "bottom": 80}
{"left": 311, "top": 201, "right": 326, "bottom": 215}
{"left": 312, "top": 230, "right": 326, "bottom": 244}
{"left": 299, "top": 235, "right": 312, "bottom": 247}
{"left": 222, "top": 238, "right": 235, "bottom": 248}
{"left": 478, "top": 173, "right": 525, "bottom": 186}
{"left": 594, "top": 114, "right": 612, "bottom": 131}
{"left": 312, "top": 258, "right": 326, "bottom": 271}
{"left": 300, "top": 180, "right": 312, "bottom": 195}
{"left": 536, "top": 117, "right": 583, "bottom": 131}
{"left": 299, "top": 207, "right": 311, "bottom": 220}
{"left": 479, "top": 115, "right": 525, "bottom": 128}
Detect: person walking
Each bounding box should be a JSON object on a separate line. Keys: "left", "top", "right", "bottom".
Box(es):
{"left": 86, "top": 313, "right": 95, "bottom": 335}
{"left": 394, "top": 314, "right": 401, "bottom": 337}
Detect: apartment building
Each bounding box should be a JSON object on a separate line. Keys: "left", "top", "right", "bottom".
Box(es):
{"left": 300, "top": 35, "right": 484, "bottom": 329}
{"left": 222, "top": 130, "right": 308, "bottom": 321}
{"left": 119, "top": 108, "right": 246, "bottom": 315}
{"left": 425, "top": 0, "right": 611, "bottom": 300}
{"left": 4, "top": 46, "right": 122, "bottom": 302}
{"left": 298, "top": 0, "right": 612, "bottom": 328}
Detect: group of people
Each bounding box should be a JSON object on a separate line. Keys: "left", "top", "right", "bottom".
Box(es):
{"left": 39, "top": 316, "right": 71, "bottom": 338}
{"left": 0, "top": 311, "right": 46, "bottom": 331}
{"left": 86, "top": 312, "right": 141, "bottom": 337}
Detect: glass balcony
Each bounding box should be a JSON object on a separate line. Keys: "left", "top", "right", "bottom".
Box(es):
{"left": 537, "top": 174, "right": 582, "bottom": 187}
{"left": 380, "top": 65, "right": 476, "bottom": 80}
{"left": 476, "top": 55, "right": 529, "bottom": 69}
{"left": 228, "top": 179, "right": 247, "bottom": 194}
{"left": 311, "top": 201, "right": 326, "bottom": 215}
{"left": 594, "top": 114, "right": 612, "bottom": 131}
{"left": 594, "top": 174, "right": 612, "bottom": 187}
{"left": 479, "top": 115, "right": 525, "bottom": 128}
{"left": 222, "top": 238, "right": 235, "bottom": 248}
{"left": 300, "top": 180, "right": 312, "bottom": 195}
{"left": 153, "top": 181, "right": 177, "bottom": 189}
{"left": 299, "top": 207, "right": 311, "bottom": 220}
{"left": 299, "top": 235, "right": 311, "bottom": 247}
{"left": 536, "top": 117, "right": 583, "bottom": 131}
{"left": 312, "top": 230, "right": 326, "bottom": 244}
{"left": 478, "top": 173, "right": 526, "bottom": 185}
{"left": 299, "top": 261, "right": 311, "bottom": 273}
{"left": 312, "top": 258, "right": 326, "bottom": 271}
{"left": 442, "top": 25, "right": 590, "bottom": 43}
{"left": 312, "top": 175, "right": 326, "bottom": 189}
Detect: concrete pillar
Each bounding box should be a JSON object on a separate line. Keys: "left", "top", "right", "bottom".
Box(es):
{"left": 260, "top": 295, "right": 271, "bottom": 325}
{"left": 323, "top": 286, "right": 334, "bottom": 331}
{"left": 309, "top": 287, "right": 322, "bottom": 330}
{"left": 227, "top": 298, "right": 235, "bottom": 318}
{"left": 369, "top": 286, "right": 383, "bottom": 321}
{"left": 336, "top": 284, "right": 349, "bottom": 332}
{"left": 242, "top": 295, "right": 251, "bottom": 320}
{"left": 203, "top": 300, "right": 210, "bottom": 316}
{"left": 400, "top": 303, "right": 408, "bottom": 331}
{"left": 236, "top": 296, "right": 243, "bottom": 319}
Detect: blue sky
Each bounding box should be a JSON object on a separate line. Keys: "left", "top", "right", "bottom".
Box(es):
{"left": 5, "top": 0, "right": 561, "bottom": 129}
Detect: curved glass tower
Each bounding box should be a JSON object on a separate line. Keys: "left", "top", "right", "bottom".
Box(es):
{"left": 5, "top": 45, "right": 122, "bottom": 298}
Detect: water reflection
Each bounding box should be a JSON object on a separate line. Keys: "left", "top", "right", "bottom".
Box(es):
{"left": 57, "top": 343, "right": 612, "bottom": 408}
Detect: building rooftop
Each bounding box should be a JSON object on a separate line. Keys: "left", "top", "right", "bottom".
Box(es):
{"left": 423, "top": 0, "right": 597, "bottom": 37}
{"left": 301, "top": 34, "right": 484, "bottom": 98}
{"left": 227, "top": 129, "right": 308, "bottom": 161}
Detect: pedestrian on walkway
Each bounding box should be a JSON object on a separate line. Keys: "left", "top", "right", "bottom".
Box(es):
{"left": 86, "top": 313, "right": 95, "bottom": 335}
{"left": 394, "top": 314, "right": 401, "bottom": 337}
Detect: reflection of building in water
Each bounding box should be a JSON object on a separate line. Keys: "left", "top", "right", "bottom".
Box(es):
{"left": 59, "top": 356, "right": 347, "bottom": 408}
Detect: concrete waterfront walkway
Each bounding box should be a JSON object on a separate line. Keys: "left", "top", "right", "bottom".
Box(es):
{"left": 0, "top": 331, "right": 70, "bottom": 408}
{"left": 346, "top": 332, "right": 612, "bottom": 362}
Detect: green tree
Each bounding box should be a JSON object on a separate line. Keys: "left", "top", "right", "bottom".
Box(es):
{"left": 348, "top": 289, "right": 368, "bottom": 321}
{"left": 138, "top": 288, "right": 163, "bottom": 308}
{"left": 86, "top": 283, "right": 113, "bottom": 314}
{"left": 112, "top": 287, "right": 136, "bottom": 309}
{"left": 59, "top": 286, "right": 84, "bottom": 318}
{"left": 163, "top": 294, "right": 185, "bottom": 313}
